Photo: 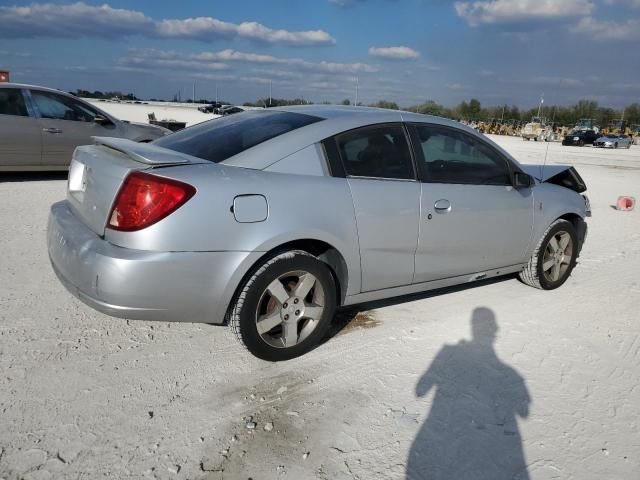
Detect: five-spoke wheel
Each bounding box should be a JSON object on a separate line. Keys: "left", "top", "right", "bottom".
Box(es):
{"left": 256, "top": 271, "right": 326, "bottom": 349}
{"left": 519, "top": 219, "right": 579, "bottom": 290}
{"left": 229, "top": 250, "right": 336, "bottom": 361}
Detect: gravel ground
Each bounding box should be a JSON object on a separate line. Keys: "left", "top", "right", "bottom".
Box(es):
{"left": 1, "top": 136, "right": 639, "bottom": 480}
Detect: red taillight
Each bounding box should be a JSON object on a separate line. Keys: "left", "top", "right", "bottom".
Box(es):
{"left": 108, "top": 171, "right": 196, "bottom": 232}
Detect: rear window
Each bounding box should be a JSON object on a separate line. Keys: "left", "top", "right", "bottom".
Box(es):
{"left": 153, "top": 110, "right": 322, "bottom": 163}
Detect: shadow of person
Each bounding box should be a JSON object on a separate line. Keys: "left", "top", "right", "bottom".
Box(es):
{"left": 406, "top": 307, "right": 531, "bottom": 480}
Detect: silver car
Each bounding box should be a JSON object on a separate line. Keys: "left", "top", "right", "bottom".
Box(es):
{"left": 0, "top": 83, "right": 170, "bottom": 171}
{"left": 593, "top": 134, "right": 632, "bottom": 149}
{"left": 47, "top": 107, "right": 590, "bottom": 361}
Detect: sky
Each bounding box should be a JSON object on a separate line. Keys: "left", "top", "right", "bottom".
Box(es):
{"left": 0, "top": 0, "right": 639, "bottom": 108}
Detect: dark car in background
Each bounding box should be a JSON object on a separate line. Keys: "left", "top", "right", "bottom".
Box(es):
{"left": 198, "top": 102, "right": 226, "bottom": 114}
{"left": 562, "top": 129, "right": 599, "bottom": 146}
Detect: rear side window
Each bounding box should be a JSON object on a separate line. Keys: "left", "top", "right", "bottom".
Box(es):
{"left": 412, "top": 124, "right": 511, "bottom": 185}
{"left": 153, "top": 110, "right": 322, "bottom": 163}
{"left": 0, "top": 88, "right": 29, "bottom": 117}
{"left": 336, "top": 125, "right": 415, "bottom": 180}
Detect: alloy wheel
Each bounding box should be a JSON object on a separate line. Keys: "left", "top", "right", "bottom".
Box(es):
{"left": 541, "top": 231, "right": 574, "bottom": 283}
{"left": 255, "top": 271, "right": 325, "bottom": 348}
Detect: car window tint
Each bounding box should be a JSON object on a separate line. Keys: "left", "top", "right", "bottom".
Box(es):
{"left": 414, "top": 125, "right": 511, "bottom": 185}
{"left": 154, "top": 110, "right": 322, "bottom": 163}
{"left": 336, "top": 125, "right": 414, "bottom": 180}
{"left": 0, "top": 88, "right": 29, "bottom": 117}
{"left": 31, "top": 91, "right": 98, "bottom": 122}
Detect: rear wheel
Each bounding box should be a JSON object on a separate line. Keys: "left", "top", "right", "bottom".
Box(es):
{"left": 519, "top": 219, "right": 578, "bottom": 290}
{"left": 228, "top": 250, "right": 337, "bottom": 361}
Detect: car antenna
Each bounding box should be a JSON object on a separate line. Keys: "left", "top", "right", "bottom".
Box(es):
{"left": 540, "top": 95, "right": 551, "bottom": 181}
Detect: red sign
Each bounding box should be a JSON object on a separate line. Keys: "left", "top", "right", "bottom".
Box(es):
{"left": 0, "top": 71, "right": 9, "bottom": 83}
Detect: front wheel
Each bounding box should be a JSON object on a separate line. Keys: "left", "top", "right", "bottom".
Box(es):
{"left": 519, "top": 219, "right": 578, "bottom": 290}
{"left": 228, "top": 250, "right": 337, "bottom": 361}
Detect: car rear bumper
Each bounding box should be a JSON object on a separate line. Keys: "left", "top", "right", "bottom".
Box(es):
{"left": 47, "top": 201, "right": 256, "bottom": 324}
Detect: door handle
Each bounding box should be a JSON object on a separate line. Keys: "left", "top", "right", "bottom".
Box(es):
{"left": 434, "top": 199, "right": 451, "bottom": 213}
{"left": 43, "top": 127, "right": 62, "bottom": 134}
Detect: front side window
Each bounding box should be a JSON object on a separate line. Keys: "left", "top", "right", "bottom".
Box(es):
{"left": 412, "top": 125, "right": 511, "bottom": 185}
{"left": 30, "top": 90, "right": 98, "bottom": 122}
{"left": 0, "top": 88, "right": 29, "bottom": 117}
{"left": 336, "top": 125, "right": 414, "bottom": 180}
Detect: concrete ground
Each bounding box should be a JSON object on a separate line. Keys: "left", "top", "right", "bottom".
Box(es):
{"left": 0, "top": 136, "right": 638, "bottom": 480}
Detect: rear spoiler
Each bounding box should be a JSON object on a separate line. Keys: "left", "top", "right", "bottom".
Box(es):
{"left": 91, "top": 136, "right": 202, "bottom": 166}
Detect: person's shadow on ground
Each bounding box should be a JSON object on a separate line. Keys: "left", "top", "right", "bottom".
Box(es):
{"left": 406, "top": 307, "right": 531, "bottom": 480}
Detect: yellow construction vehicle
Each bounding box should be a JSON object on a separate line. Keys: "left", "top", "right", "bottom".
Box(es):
{"left": 602, "top": 119, "right": 631, "bottom": 136}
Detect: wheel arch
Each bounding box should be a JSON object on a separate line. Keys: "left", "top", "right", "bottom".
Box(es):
{"left": 557, "top": 212, "right": 587, "bottom": 254}
{"left": 223, "top": 238, "right": 350, "bottom": 324}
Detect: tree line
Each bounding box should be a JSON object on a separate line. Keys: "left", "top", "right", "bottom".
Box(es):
{"left": 243, "top": 96, "right": 640, "bottom": 126}
{"left": 405, "top": 99, "right": 640, "bottom": 126}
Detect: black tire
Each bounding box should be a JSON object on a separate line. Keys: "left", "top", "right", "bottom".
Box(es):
{"left": 519, "top": 219, "right": 578, "bottom": 290}
{"left": 579, "top": 140, "right": 585, "bottom": 147}
{"left": 614, "top": 143, "right": 618, "bottom": 149}
{"left": 228, "top": 250, "right": 337, "bottom": 361}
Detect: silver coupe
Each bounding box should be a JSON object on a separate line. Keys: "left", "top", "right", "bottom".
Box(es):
{"left": 47, "top": 106, "right": 590, "bottom": 360}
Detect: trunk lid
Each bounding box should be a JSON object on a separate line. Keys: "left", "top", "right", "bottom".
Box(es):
{"left": 66, "top": 137, "right": 207, "bottom": 236}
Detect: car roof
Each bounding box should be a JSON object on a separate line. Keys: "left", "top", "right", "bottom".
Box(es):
{"left": 0, "top": 82, "right": 71, "bottom": 95}
{"left": 271, "top": 104, "right": 462, "bottom": 128}
{"left": 221, "top": 105, "right": 521, "bottom": 171}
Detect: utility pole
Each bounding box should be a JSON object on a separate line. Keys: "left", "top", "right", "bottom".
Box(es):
{"left": 537, "top": 93, "right": 544, "bottom": 118}
{"left": 354, "top": 76, "right": 359, "bottom": 106}
{"left": 192, "top": 81, "right": 196, "bottom": 104}
{"left": 215, "top": 84, "right": 218, "bottom": 104}
{"left": 269, "top": 80, "right": 272, "bottom": 106}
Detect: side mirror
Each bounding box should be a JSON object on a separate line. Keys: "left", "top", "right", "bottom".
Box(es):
{"left": 94, "top": 114, "right": 111, "bottom": 125}
{"left": 513, "top": 172, "right": 533, "bottom": 189}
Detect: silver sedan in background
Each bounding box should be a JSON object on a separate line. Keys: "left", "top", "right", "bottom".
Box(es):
{"left": 593, "top": 134, "right": 632, "bottom": 149}
{"left": 47, "top": 106, "right": 590, "bottom": 361}
{"left": 0, "top": 83, "right": 170, "bottom": 171}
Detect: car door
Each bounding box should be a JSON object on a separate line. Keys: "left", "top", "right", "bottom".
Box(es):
{"left": 327, "top": 123, "right": 421, "bottom": 292}
{"left": 408, "top": 123, "right": 534, "bottom": 283}
{"left": 28, "top": 89, "right": 118, "bottom": 167}
{"left": 0, "top": 88, "right": 42, "bottom": 168}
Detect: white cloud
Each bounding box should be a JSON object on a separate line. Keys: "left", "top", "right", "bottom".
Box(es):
{"left": 368, "top": 46, "right": 420, "bottom": 60}
{"left": 0, "top": 2, "right": 153, "bottom": 38}
{"left": 156, "top": 18, "right": 335, "bottom": 45}
{"left": 447, "top": 83, "right": 469, "bottom": 91}
{"left": 572, "top": 16, "right": 640, "bottom": 40}
{"left": 120, "top": 48, "right": 378, "bottom": 75}
{"left": 455, "top": 0, "right": 595, "bottom": 26}
{"left": 0, "top": 2, "right": 335, "bottom": 46}
{"left": 603, "top": 0, "right": 640, "bottom": 7}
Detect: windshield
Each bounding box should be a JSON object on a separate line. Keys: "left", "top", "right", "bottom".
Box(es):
{"left": 153, "top": 110, "right": 322, "bottom": 163}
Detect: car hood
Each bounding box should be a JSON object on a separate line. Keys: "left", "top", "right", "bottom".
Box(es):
{"left": 595, "top": 136, "right": 616, "bottom": 142}
{"left": 123, "top": 120, "right": 173, "bottom": 137}
{"left": 521, "top": 164, "right": 587, "bottom": 194}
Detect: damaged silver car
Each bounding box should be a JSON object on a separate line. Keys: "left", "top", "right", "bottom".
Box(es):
{"left": 47, "top": 106, "right": 590, "bottom": 360}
